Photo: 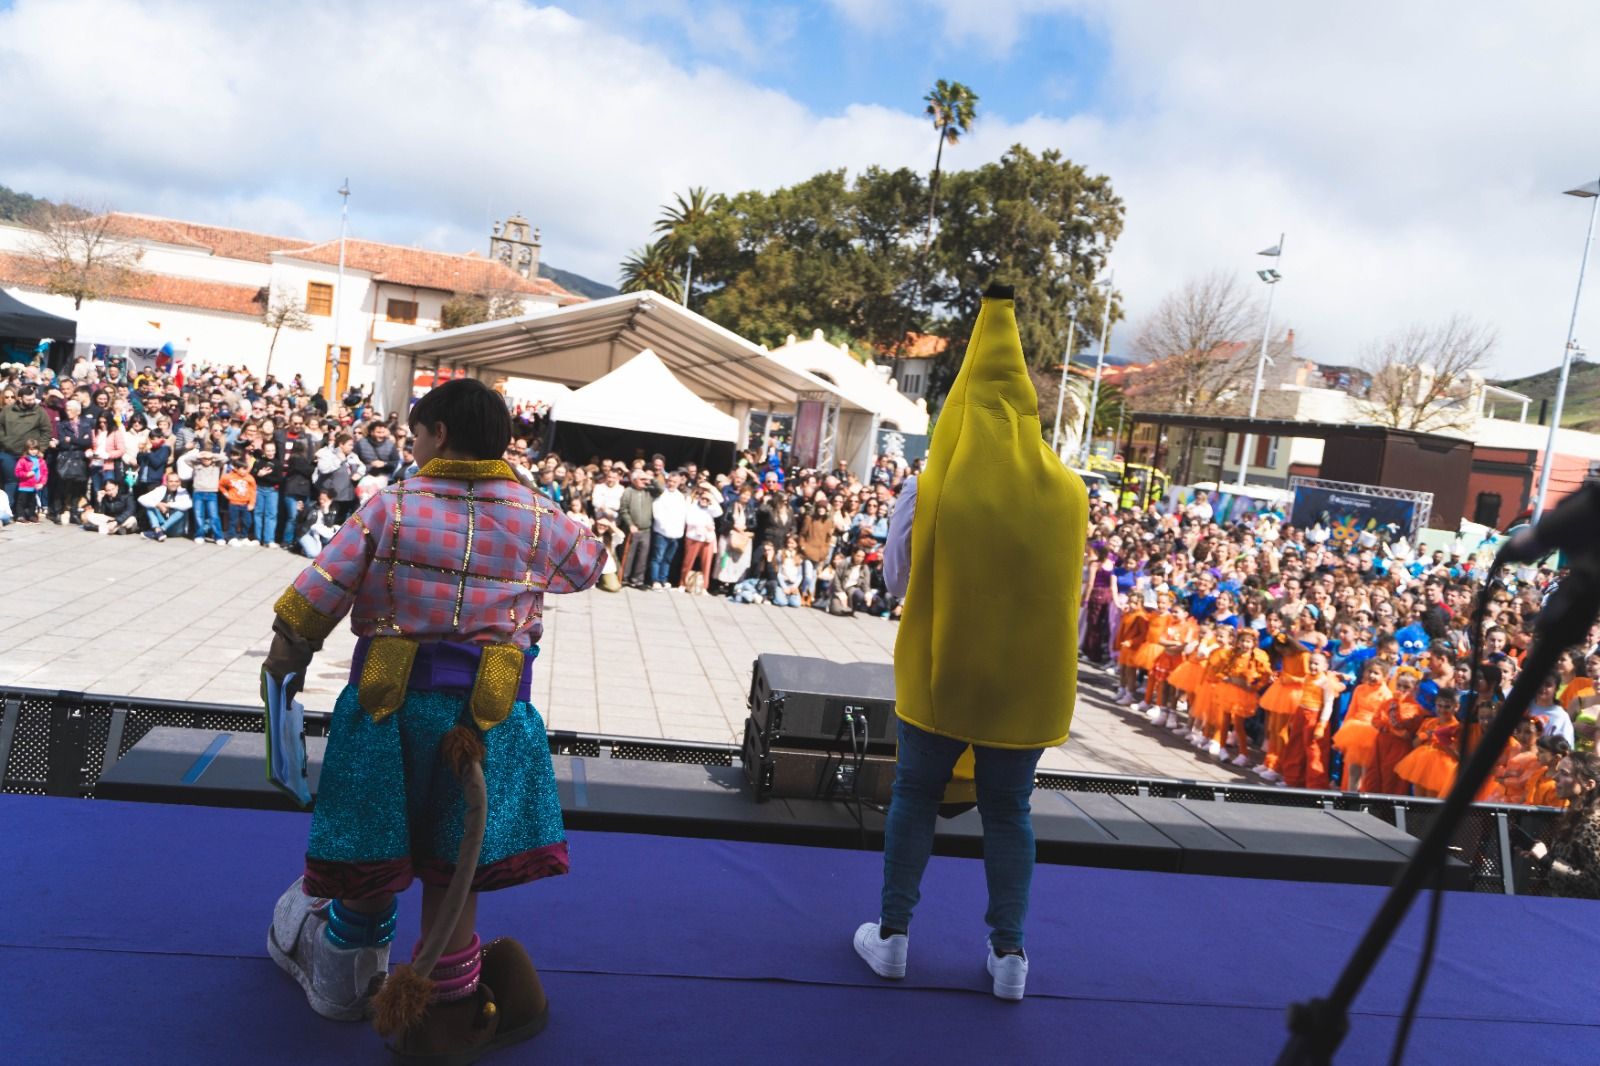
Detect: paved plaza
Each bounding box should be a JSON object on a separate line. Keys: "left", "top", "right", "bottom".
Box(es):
{"left": 0, "top": 521, "right": 1245, "bottom": 780}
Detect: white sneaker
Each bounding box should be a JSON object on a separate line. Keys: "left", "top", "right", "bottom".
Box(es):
{"left": 1205, "top": 740, "right": 1225, "bottom": 759}
{"left": 1230, "top": 753, "right": 1252, "bottom": 768}
{"left": 854, "top": 921, "right": 907, "bottom": 979}
{"left": 1167, "top": 716, "right": 1187, "bottom": 733}
{"left": 1144, "top": 705, "right": 1163, "bottom": 723}
{"left": 986, "top": 940, "right": 1028, "bottom": 1001}
{"left": 1259, "top": 768, "right": 1284, "bottom": 784}
{"left": 1115, "top": 692, "right": 1134, "bottom": 706}
{"left": 267, "top": 878, "right": 390, "bottom": 1021}
{"left": 1158, "top": 711, "right": 1175, "bottom": 729}
{"left": 1187, "top": 731, "right": 1204, "bottom": 747}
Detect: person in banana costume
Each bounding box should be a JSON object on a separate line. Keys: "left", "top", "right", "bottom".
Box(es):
{"left": 853, "top": 284, "right": 1088, "bottom": 1001}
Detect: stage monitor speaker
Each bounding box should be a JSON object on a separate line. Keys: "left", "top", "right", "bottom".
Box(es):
{"left": 747, "top": 654, "right": 897, "bottom": 754}
{"left": 742, "top": 719, "right": 896, "bottom": 806}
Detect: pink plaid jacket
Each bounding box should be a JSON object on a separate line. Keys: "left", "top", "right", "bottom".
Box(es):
{"left": 290, "top": 459, "right": 604, "bottom": 648}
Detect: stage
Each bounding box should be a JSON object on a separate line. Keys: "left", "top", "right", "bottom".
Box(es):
{"left": 2, "top": 795, "right": 1594, "bottom": 1064}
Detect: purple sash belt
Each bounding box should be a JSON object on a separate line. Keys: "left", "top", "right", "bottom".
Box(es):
{"left": 350, "top": 637, "right": 537, "bottom": 702}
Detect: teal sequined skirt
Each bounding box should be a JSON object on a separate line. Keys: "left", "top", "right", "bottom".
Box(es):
{"left": 303, "top": 685, "right": 568, "bottom": 899}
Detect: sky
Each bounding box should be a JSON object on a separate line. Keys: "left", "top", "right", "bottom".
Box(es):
{"left": 1, "top": 0, "right": 1597, "bottom": 377}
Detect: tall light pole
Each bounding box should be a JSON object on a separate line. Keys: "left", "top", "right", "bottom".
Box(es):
{"left": 1237, "top": 235, "right": 1284, "bottom": 490}
{"left": 681, "top": 243, "right": 698, "bottom": 307}
{"left": 1050, "top": 304, "right": 1080, "bottom": 455}
{"left": 1080, "top": 271, "right": 1114, "bottom": 465}
{"left": 1533, "top": 179, "right": 1600, "bottom": 522}
{"left": 328, "top": 178, "right": 350, "bottom": 399}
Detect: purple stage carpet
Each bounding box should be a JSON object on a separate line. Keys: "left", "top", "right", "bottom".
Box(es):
{"left": 1, "top": 794, "right": 1595, "bottom": 1064}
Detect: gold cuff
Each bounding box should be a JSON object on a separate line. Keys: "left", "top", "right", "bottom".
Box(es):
{"left": 470, "top": 643, "right": 526, "bottom": 732}
{"left": 273, "top": 586, "right": 338, "bottom": 643}
{"left": 358, "top": 636, "right": 418, "bottom": 722}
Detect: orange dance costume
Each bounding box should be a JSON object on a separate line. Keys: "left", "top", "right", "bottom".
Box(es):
{"left": 1144, "top": 617, "right": 1194, "bottom": 702}
{"left": 1368, "top": 690, "right": 1425, "bottom": 796}
{"left": 1132, "top": 609, "right": 1175, "bottom": 672}
{"left": 1279, "top": 673, "right": 1345, "bottom": 790}
{"left": 1117, "top": 604, "right": 1150, "bottom": 668}
{"left": 1205, "top": 647, "right": 1270, "bottom": 735}
{"left": 1395, "top": 717, "right": 1461, "bottom": 795}
{"left": 1332, "top": 681, "right": 1390, "bottom": 769}
{"left": 1166, "top": 632, "right": 1211, "bottom": 696}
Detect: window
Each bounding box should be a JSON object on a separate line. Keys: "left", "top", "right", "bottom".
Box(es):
{"left": 305, "top": 281, "right": 333, "bottom": 316}
{"left": 386, "top": 298, "right": 418, "bottom": 324}
{"left": 903, "top": 373, "right": 922, "bottom": 395}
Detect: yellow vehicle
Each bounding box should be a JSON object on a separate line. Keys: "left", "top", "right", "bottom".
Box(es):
{"left": 1083, "top": 457, "right": 1170, "bottom": 511}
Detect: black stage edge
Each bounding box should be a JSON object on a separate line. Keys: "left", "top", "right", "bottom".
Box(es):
{"left": 97, "top": 727, "right": 1467, "bottom": 889}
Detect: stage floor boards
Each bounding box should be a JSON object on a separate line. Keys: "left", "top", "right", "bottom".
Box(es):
{"left": 2, "top": 795, "right": 1593, "bottom": 1064}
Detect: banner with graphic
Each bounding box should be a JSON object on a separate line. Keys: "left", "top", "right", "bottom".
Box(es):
{"left": 876, "top": 427, "right": 930, "bottom": 465}
{"left": 1290, "top": 483, "right": 1422, "bottom": 547}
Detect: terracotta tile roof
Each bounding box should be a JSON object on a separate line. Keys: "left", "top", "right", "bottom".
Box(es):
{"left": 280, "top": 239, "right": 583, "bottom": 303}
{"left": 98, "top": 213, "right": 314, "bottom": 264}
{"left": 873, "top": 331, "right": 949, "bottom": 360}
{"left": 0, "top": 253, "right": 264, "bottom": 316}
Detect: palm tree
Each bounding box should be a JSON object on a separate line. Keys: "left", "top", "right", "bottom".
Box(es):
{"left": 618, "top": 239, "right": 683, "bottom": 301}
{"left": 654, "top": 186, "right": 724, "bottom": 253}
{"left": 921, "top": 80, "right": 978, "bottom": 248}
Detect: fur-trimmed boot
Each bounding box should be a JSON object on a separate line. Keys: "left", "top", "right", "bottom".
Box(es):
{"left": 386, "top": 937, "right": 550, "bottom": 1065}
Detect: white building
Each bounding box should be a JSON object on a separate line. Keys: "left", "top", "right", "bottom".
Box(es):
{"left": 0, "top": 212, "right": 580, "bottom": 396}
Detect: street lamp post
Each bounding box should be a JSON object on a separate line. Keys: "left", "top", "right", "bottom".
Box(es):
{"left": 1237, "top": 235, "right": 1284, "bottom": 490}
{"left": 1533, "top": 179, "right": 1600, "bottom": 522}
{"left": 1050, "top": 304, "right": 1080, "bottom": 456}
{"left": 1080, "top": 271, "right": 1114, "bottom": 466}
{"left": 681, "top": 243, "right": 698, "bottom": 307}
{"left": 328, "top": 179, "right": 350, "bottom": 399}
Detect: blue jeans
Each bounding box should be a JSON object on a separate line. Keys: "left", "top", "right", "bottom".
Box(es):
{"left": 731, "top": 577, "right": 765, "bottom": 603}
{"left": 281, "top": 495, "right": 305, "bottom": 546}
{"left": 648, "top": 533, "right": 681, "bottom": 585}
{"left": 192, "top": 491, "right": 223, "bottom": 541}
{"left": 145, "top": 507, "right": 189, "bottom": 535}
{"left": 880, "top": 719, "right": 1044, "bottom": 951}
{"left": 0, "top": 451, "right": 16, "bottom": 509}
{"left": 254, "top": 487, "right": 280, "bottom": 544}
{"left": 228, "top": 504, "right": 253, "bottom": 541}
{"left": 771, "top": 586, "right": 802, "bottom": 607}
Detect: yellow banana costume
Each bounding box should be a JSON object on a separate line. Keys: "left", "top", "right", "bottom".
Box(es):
{"left": 894, "top": 285, "right": 1088, "bottom": 752}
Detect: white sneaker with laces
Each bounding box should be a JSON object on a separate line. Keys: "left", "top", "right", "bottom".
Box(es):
{"left": 1205, "top": 740, "right": 1226, "bottom": 758}
{"left": 853, "top": 921, "right": 907, "bottom": 979}
{"left": 986, "top": 940, "right": 1028, "bottom": 1001}
{"left": 1230, "top": 753, "right": 1252, "bottom": 768}
{"left": 1168, "top": 717, "right": 1188, "bottom": 734}
{"left": 267, "top": 878, "right": 389, "bottom": 1021}
{"left": 1259, "top": 768, "right": 1284, "bottom": 784}
{"left": 1144, "top": 705, "right": 1163, "bottom": 723}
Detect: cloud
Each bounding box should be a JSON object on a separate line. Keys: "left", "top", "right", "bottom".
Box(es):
{"left": 2, "top": 0, "right": 1596, "bottom": 377}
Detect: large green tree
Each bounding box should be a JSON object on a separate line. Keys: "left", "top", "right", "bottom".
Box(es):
{"left": 620, "top": 148, "right": 1122, "bottom": 404}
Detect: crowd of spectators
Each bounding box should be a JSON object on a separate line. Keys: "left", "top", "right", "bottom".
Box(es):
{"left": 0, "top": 358, "right": 918, "bottom": 619}
{"left": 1082, "top": 488, "right": 1600, "bottom": 894}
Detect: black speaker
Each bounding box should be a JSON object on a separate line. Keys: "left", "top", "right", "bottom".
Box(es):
{"left": 741, "top": 719, "right": 896, "bottom": 805}
{"left": 747, "top": 654, "right": 897, "bottom": 754}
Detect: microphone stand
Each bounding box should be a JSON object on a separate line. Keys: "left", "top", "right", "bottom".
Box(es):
{"left": 1276, "top": 556, "right": 1600, "bottom": 1065}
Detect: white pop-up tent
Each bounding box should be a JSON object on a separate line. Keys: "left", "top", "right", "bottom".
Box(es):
{"left": 553, "top": 349, "right": 738, "bottom": 441}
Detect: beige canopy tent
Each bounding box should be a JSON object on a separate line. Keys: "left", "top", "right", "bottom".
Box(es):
{"left": 377, "top": 292, "right": 871, "bottom": 469}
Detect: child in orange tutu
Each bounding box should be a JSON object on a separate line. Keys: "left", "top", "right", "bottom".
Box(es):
{"left": 1256, "top": 615, "right": 1321, "bottom": 784}
{"left": 1278, "top": 649, "right": 1345, "bottom": 790}
{"left": 1395, "top": 687, "right": 1462, "bottom": 798}
{"left": 1494, "top": 718, "right": 1546, "bottom": 804}
{"left": 1133, "top": 590, "right": 1178, "bottom": 721}
{"left": 1479, "top": 714, "right": 1536, "bottom": 803}
{"left": 1171, "top": 622, "right": 1221, "bottom": 747}
{"left": 1333, "top": 660, "right": 1390, "bottom": 793}
{"left": 1147, "top": 600, "right": 1196, "bottom": 731}
{"left": 1114, "top": 592, "right": 1151, "bottom": 706}
{"left": 1207, "top": 626, "right": 1271, "bottom": 765}
{"left": 1527, "top": 735, "right": 1572, "bottom": 808}
{"left": 1368, "top": 666, "right": 1426, "bottom": 795}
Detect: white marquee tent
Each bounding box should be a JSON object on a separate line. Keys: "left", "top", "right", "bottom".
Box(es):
{"left": 552, "top": 349, "right": 739, "bottom": 442}
{"left": 376, "top": 292, "right": 876, "bottom": 472}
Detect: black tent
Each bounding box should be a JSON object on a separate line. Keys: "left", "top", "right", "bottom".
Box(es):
{"left": 0, "top": 289, "right": 76, "bottom": 342}
{"left": 0, "top": 289, "right": 76, "bottom": 370}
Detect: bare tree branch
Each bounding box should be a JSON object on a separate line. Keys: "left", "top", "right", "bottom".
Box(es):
{"left": 1128, "top": 271, "right": 1262, "bottom": 413}
{"left": 260, "top": 285, "right": 312, "bottom": 378}
{"left": 21, "top": 203, "right": 143, "bottom": 311}
{"left": 1356, "top": 315, "right": 1496, "bottom": 432}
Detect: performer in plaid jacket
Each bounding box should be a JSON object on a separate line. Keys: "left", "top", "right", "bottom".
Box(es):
{"left": 264, "top": 378, "right": 605, "bottom": 1061}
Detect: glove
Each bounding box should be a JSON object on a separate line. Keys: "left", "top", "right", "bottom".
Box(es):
{"left": 263, "top": 615, "right": 319, "bottom": 698}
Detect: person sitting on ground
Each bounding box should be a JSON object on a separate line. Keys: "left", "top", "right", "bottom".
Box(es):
{"left": 138, "top": 472, "right": 192, "bottom": 541}
{"left": 81, "top": 479, "right": 138, "bottom": 536}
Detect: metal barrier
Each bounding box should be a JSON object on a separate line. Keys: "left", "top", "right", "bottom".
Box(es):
{"left": 0, "top": 684, "right": 1558, "bottom": 893}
